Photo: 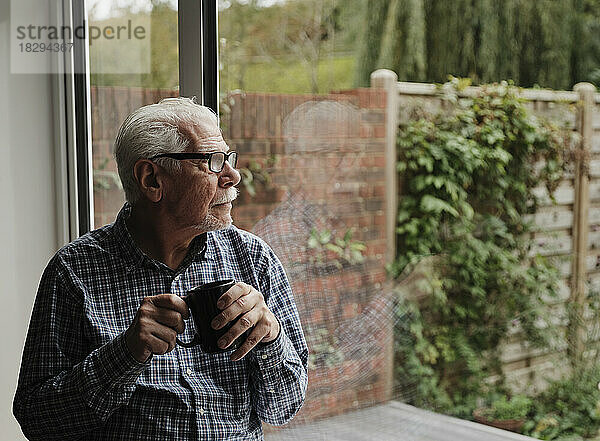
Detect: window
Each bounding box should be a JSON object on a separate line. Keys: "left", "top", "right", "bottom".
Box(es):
{"left": 78, "top": 0, "right": 218, "bottom": 230}
{"left": 218, "top": 0, "right": 388, "bottom": 430}
{"left": 87, "top": 0, "right": 180, "bottom": 228}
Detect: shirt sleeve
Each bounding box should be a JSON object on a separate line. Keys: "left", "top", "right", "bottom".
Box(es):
{"left": 247, "top": 242, "right": 309, "bottom": 426}
{"left": 13, "top": 256, "right": 150, "bottom": 440}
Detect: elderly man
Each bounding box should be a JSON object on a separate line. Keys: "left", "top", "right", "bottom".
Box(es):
{"left": 13, "top": 98, "right": 308, "bottom": 440}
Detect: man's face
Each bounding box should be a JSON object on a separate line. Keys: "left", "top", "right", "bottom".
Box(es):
{"left": 164, "top": 120, "right": 241, "bottom": 232}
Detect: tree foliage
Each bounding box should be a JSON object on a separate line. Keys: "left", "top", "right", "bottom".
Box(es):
{"left": 90, "top": 1, "right": 600, "bottom": 92}
{"left": 90, "top": 0, "right": 178, "bottom": 89}
{"left": 220, "top": 0, "right": 363, "bottom": 93}
{"left": 357, "top": 0, "right": 600, "bottom": 89}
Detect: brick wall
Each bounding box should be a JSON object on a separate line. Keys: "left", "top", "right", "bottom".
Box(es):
{"left": 91, "top": 86, "right": 393, "bottom": 423}
{"left": 223, "top": 90, "right": 392, "bottom": 424}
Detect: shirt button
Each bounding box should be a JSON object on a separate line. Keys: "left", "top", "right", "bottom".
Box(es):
{"left": 261, "top": 354, "right": 268, "bottom": 360}
{"left": 199, "top": 407, "right": 206, "bottom": 416}
{"left": 186, "top": 368, "right": 192, "bottom": 375}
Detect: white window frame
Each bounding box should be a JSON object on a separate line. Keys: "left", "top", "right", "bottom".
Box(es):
{"left": 53, "top": 0, "right": 219, "bottom": 241}
{"left": 52, "top": 0, "right": 92, "bottom": 244}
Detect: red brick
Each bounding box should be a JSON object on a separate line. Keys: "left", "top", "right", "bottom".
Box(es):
{"left": 356, "top": 215, "right": 372, "bottom": 228}
{"left": 256, "top": 94, "right": 267, "bottom": 139}
{"left": 366, "top": 89, "right": 386, "bottom": 109}
{"left": 359, "top": 125, "right": 372, "bottom": 138}
{"left": 359, "top": 157, "right": 373, "bottom": 168}
{"left": 369, "top": 270, "right": 387, "bottom": 285}
{"left": 311, "top": 309, "right": 324, "bottom": 323}
{"left": 271, "top": 140, "right": 285, "bottom": 155}
{"left": 125, "top": 87, "right": 142, "bottom": 109}
{"left": 166, "top": 86, "right": 401, "bottom": 422}
{"left": 326, "top": 394, "right": 337, "bottom": 410}
{"left": 373, "top": 214, "right": 386, "bottom": 225}
{"left": 372, "top": 185, "right": 386, "bottom": 198}
{"left": 357, "top": 89, "right": 369, "bottom": 108}
{"left": 373, "top": 124, "right": 386, "bottom": 138}
{"left": 266, "top": 95, "right": 278, "bottom": 138}
{"left": 364, "top": 241, "right": 387, "bottom": 257}
{"left": 358, "top": 185, "right": 372, "bottom": 198}
{"left": 371, "top": 156, "right": 386, "bottom": 168}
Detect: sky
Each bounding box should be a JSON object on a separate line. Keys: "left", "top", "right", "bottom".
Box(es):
{"left": 88, "top": 0, "right": 288, "bottom": 20}
{"left": 87, "top": 0, "right": 176, "bottom": 20}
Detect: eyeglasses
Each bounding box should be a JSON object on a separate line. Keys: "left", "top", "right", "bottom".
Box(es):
{"left": 150, "top": 151, "right": 238, "bottom": 173}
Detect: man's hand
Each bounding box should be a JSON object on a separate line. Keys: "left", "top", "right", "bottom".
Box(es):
{"left": 125, "top": 294, "right": 189, "bottom": 363}
{"left": 211, "top": 282, "right": 280, "bottom": 361}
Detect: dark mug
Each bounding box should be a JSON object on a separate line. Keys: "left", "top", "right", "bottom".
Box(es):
{"left": 176, "top": 279, "right": 246, "bottom": 353}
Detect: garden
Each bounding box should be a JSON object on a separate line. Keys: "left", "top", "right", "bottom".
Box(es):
{"left": 390, "top": 79, "right": 600, "bottom": 441}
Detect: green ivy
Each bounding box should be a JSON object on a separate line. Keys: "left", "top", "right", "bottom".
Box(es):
{"left": 239, "top": 156, "right": 278, "bottom": 197}
{"left": 391, "top": 80, "right": 572, "bottom": 418}
{"left": 522, "top": 366, "right": 600, "bottom": 440}
{"left": 307, "top": 227, "right": 366, "bottom": 270}
{"left": 306, "top": 326, "right": 345, "bottom": 370}
{"left": 520, "top": 285, "right": 600, "bottom": 440}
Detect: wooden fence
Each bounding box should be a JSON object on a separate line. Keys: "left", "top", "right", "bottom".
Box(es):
{"left": 372, "top": 69, "right": 600, "bottom": 393}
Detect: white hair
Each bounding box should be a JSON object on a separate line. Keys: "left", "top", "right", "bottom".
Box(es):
{"left": 114, "top": 97, "right": 219, "bottom": 204}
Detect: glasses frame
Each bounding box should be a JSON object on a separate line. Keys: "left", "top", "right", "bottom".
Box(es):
{"left": 150, "top": 151, "right": 238, "bottom": 173}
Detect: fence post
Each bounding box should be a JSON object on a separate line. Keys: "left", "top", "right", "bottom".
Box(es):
{"left": 569, "top": 82, "right": 595, "bottom": 366}
{"left": 370, "top": 69, "right": 399, "bottom": 266}
{"left": 370, "top": 69, "right": 398, "bottom": 402}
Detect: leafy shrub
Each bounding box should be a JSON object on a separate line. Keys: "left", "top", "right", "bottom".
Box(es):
{"left": 523, "top": 367, "right": 600, "bottom": 440}
{"left": 392, "top": 79, "right": 571, "bottom": 418}
{"left": 238, "top": 156, "right": 278, "bottom": 197}
{"left": 485, "top": 395, "right": 533, "bottom": 421}
{"left": 305, "top": 326, "right": 345, "bottom": 370}
{"left": 307, "top": 227, "right": 366, "bottom": 269}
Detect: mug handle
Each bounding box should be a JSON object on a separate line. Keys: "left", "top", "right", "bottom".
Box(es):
{"left": 176, "top": 334, "right": 201, "bottom": 348}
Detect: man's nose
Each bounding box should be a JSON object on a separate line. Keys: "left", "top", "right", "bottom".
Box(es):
{"left": 218, "top": 161, "right": 241, "bottom": 188}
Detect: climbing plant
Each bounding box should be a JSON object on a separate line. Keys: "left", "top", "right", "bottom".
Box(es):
{"left": 391, "top": 80, "right": 573, "bottom": 418}
{"left": 238, "top": 156, "right": 279, "bottom": 197}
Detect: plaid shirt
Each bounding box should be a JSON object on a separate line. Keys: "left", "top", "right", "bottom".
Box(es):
{"left": 13, "top": 204, "right": 308, "bottom": 440}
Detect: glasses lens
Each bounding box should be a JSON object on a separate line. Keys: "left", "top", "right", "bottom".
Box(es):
{"left": 228, "top": 152, "right": 238, "bottom": 169}
{"left": 210, "top": 152, "right": 225, "bottom": 172}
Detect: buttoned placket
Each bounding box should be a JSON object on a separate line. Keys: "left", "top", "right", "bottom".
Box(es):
{"left": 171, "top": 269, "right": 211, "bottom": 427}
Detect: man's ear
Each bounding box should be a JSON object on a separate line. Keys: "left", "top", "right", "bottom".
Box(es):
{"left": 133, "top": 159, "right": 163, "bottom": 203}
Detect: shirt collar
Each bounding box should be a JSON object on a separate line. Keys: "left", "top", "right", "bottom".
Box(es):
{"left": 111, "top": 203, "right": 213, "bottom": 272}
{"left": 112, "top": 203, "right": 146, "bottom": 270}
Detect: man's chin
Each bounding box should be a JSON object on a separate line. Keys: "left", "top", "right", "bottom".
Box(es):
{"left": 194, "top": 214, "right": 233, "bottom": 232}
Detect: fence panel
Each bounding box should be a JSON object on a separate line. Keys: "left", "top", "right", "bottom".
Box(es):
{"left": 388, "top": 77, "right": 600, "bottom": 394}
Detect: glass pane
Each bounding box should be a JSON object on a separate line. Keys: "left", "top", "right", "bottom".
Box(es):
{"left": 89, "top": 0, "right": 179, "bottom": 227}
{"left": 219, "top": 0, "right": 389, "bottom": 435}
{"left": 220, "top": 2, "right": 598, "bottom": 440}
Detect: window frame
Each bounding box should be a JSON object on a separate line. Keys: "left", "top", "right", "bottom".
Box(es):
{"left": 178, "top": 0, "right": 219, "bottom": 113}
{"left": 52, "top": 0, "right": 91, "bottom": 243}
{"left": 56, "top": 0, "right": 218, "bottom": 239}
